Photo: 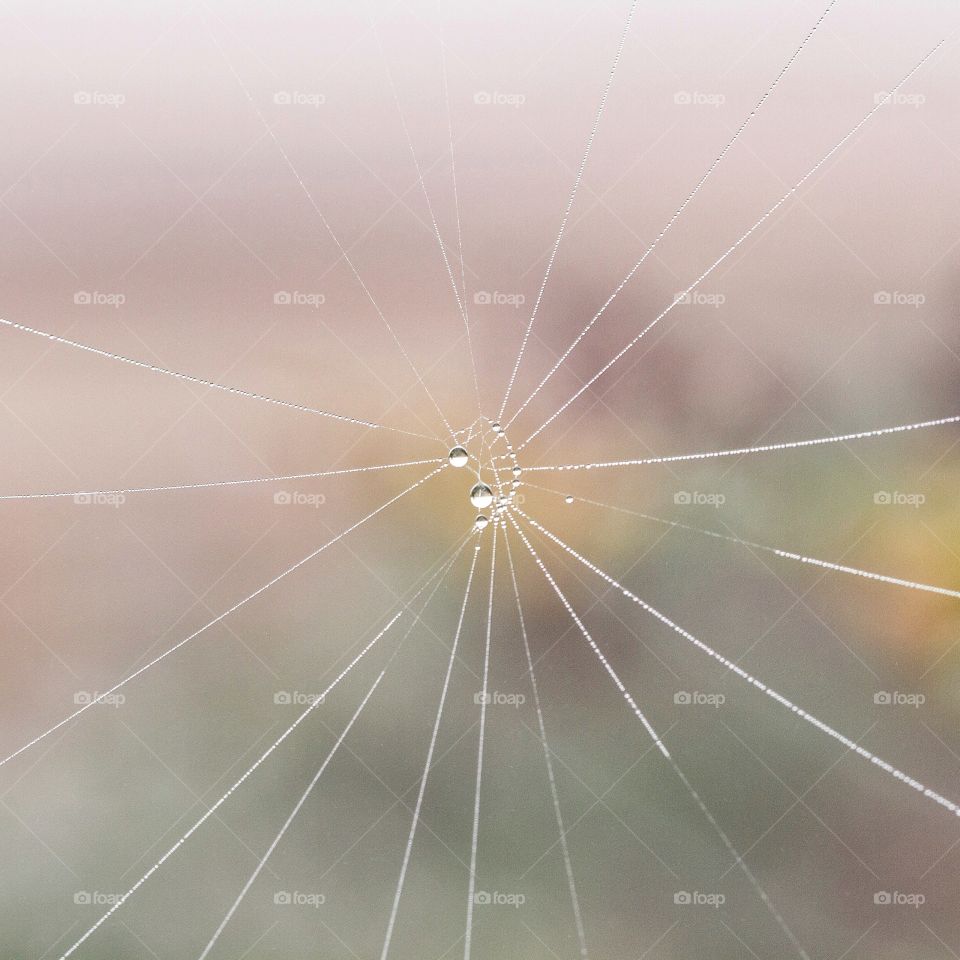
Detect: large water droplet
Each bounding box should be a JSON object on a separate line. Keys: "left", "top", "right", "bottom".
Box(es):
{"left": 448, "top": 446, "right": 469, "bottom": 468}
{"left": 469, "top": 483, "right": 494, "bottom": 509}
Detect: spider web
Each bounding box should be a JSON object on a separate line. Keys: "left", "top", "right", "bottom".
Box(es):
{"left": 1, "top": 2, "right": 959, "bottom": 958}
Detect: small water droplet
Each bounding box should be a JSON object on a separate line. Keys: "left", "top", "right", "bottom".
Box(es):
{"left": 470, "top": 483, "right": 494, "bottom": 509}
{"left": 491, "top": 422, "right": 502, "bottom": 434}
{"left": 565, "top": 495, "right": 574, "bottom": 504}
{"left": 475, "top": 515, "right": 489, "bottom": 530}
{"left": 448, "top": 446, "right": 469, "bottom": 468}
{"left": 511, "top": 466, "right": 522, "bottom": 477}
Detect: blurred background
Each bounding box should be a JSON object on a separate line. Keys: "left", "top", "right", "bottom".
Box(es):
{"left": 1, "top": 0, "right": 959, "bottom": 956}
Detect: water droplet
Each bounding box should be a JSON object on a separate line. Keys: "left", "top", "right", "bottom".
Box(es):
{"left": 491, "top": 422, "right": 502, "bottom": 434}
{"left": 448, "top": 446, "right": 469, "bottom": 468}
{"left": 511, "top": 466, "right": 522, "bottom": 477}
{"left": 475, "top": 515, "right": 489, "bottom": 530}
{"left": 470, "top": 483, "right": 494, "bottom": 509}
{"left": 565, "top": 495, "right": 574, "bottom": 504}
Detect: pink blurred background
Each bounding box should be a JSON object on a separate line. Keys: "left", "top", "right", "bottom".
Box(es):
{"left": 1, "top": 0, "right": 959, "bottom": 957}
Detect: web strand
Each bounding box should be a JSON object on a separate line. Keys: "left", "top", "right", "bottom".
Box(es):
{"left": 199, "top": 538, "right": 470, "bottom": 960}
{"left": 501, "top": 526, "right": 588, "bottom": 959}
{"left": 515, "top": 508, "right": 960, "bottom": 820}
{"left": 59, "top": 613, "right": 401, "bottom": 958}
{"left": 497, "top": 0, "right": 640, "bottom": 423}
{"left": 441, "top": 35, "right": 484, "bottom": 421}
{"left": 0, "top": 465, "right": 446, "bottom": 772}
{"left": 504, "top": 0, "right": 839, "bottom": 429}
{"left": 463, "top": 521, "right": 498, "bottom": 960}
{"left": 509, "top": 515, "right": 811, "bottom": 959}
{"left": 518, "top": 36, "right": 948, "bottom": 452}
{"left": 518, "top": 413, "right": 960, "bottom": 471}
{"left": 0, "top": 458, "right": 443, "bottom": 502}
{"left": 0, "top": 319, "right": 442, "bottom": 444}
{"left": 203, "top": 15, "right": 457, "bottom": 443}
{"left": 380, "top": 534, "right": 484, "bottom": 960}
{"left": 196, "top": 668, "right": 387, "bottom": 960}
{"left": 57, "top": 529, "right": 473, "bottom": 959}
{"left": 523, "top": 482, "right": 960, "bottom": 600}
{"left": 376, "top": 20, "right": 483, "bottom": 425}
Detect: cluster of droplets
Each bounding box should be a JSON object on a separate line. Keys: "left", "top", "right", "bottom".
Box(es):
{"left": 448, "top": 419, "right": 530, "bottom": 531}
